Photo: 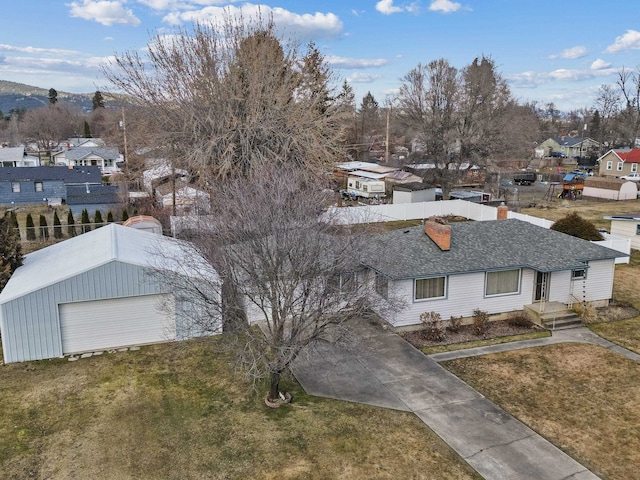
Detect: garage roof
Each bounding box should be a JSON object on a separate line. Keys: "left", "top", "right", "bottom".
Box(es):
{"left": 0, "top": 224, "right": 218, "bottom": 303}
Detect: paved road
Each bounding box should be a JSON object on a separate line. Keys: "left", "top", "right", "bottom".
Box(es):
{"left": 292, "top": 320, "right": 600, "bottom": 480}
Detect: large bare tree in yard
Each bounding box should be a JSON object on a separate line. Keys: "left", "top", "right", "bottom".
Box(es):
{"left": 168, "top": 168, "right": 379, "bottom": 402}
{"left": 617, "top": 66, "right": 640, "bottom": 147}
{"left": 396, "top": 56, "right": 513, "bottom": 197}
{"left": 20, "top": 103, "right": 81, "bottom": 159}
{"left": 104, "top": 16, "right": 344, "bottom": 183}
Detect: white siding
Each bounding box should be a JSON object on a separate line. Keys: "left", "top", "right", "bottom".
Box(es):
{"left": 610, "top": 220, "right": 640, "bottom": 250}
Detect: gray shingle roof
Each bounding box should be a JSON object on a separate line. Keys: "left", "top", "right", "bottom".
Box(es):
{"left": 0, "top": 166, "right": 102, "bottom": 183}
{"left": 64, "top": 147, "right": 119, "bottom": 161}
{"left": 365, "top": 219, "right": 622, "bottom": 280}
{"left": 66, "top": 184, "right": 121, "bottom": 205}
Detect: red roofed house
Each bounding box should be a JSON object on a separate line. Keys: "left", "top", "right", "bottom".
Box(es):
{"left": 597, "top": 148, "right": 640, "bottom": 178}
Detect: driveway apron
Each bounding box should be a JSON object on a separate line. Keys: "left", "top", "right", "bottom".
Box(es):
{"left": 291, "top": 320, "right": 600, "bottom": 480}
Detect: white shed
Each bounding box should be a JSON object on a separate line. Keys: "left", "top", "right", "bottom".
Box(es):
{"left": 604, "top": 213, "right": 640, "bottom": 250}
{"left": 0, "top": 224, "right": 220, "bottom": 363}
{"left": 583, "top": 177, "right": 638, "bottom": 200}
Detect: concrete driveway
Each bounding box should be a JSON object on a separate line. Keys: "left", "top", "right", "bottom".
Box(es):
{"left": 291, "top": 318, "right": 599, "bottom": 480}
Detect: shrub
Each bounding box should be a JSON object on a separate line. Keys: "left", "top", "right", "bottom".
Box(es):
{"left": 420, "top": 311, "right": 446, "bottom": 341}
{"left": 53, "top": 210, "right": 63, "bottom": 239}
{"left": 107, "top": 211, "right": 114, "bottom": 223}
{"left": 121, "top": 209, "right": 129, "bottom": 222}
{"left": 67, "top": 210, "right": 76, "bottom": 237}
{"left": 507, "top": 312, "right": 533, "bottom": 328}
{"left": 472, "top": 309, "right": 489, "bottom": 336}
{"left": 25, "top": 214, "right": 36, "bottom": 241}
{"left": 550, "top": 212, "right": 603, "bottom": 241}
{"left": 572, "top": 303, "right": 597, "bottom": 324}
{"left": 448, "top": 315, "right": 463, "bottom": 333}
{"left": 81, "top": 209, "right": 91, "bottom": 233}
{"left": 39, "top": 214, "right": 49, "bottom": 240}
{"left": 94, "top": 210, "right": 103, "bottom": 228}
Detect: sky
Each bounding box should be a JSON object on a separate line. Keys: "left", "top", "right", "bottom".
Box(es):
{"left": 1, "top": 0, "right": 639, "bottom": 112}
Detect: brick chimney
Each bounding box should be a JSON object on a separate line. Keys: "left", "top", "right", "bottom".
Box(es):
{"left": 497, "top": 203, "right": 508, "bottom": 220}
{"left": 425, "top": 217, "right": 451, "bottom": 251}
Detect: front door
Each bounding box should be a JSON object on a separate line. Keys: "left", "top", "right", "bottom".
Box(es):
{"left": 534, "top": 271, "right": 549, "bottom": 302}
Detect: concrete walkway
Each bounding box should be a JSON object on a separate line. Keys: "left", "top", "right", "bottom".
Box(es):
{"left": 291, "top": 320, "right": 601, "bottom": 480}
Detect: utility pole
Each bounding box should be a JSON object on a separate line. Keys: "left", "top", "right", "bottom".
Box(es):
{"left": 120, "top": 107, "right": 129, "bottom": 172}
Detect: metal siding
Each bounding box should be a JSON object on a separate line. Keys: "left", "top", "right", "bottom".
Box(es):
{"left": 1, "top": 261, "right": 166, "bottom": 363}
{"left": 59, "top": 294, "right": 175, "bottom": 354}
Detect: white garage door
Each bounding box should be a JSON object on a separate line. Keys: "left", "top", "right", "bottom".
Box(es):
{"left": 59, "top": 294, "right": 175, "bottom": 354}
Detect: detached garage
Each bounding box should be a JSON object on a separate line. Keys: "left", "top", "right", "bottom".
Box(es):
{"left": 0, "top": 224, "right": 220, "bottom": 363}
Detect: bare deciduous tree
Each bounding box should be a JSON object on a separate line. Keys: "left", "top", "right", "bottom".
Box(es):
{"left": 20, "top": 103, "right": 81, "bottom": 158}
{"left": 616, "top": 66, "right": 640, "bottom": 147}
{"left": 396, "top": 56, "right": 513, "bottom": 197}
{"left": 163, "top": 167, "right": 384, "bottom": 402}
{"left": 104, "top": 16, "right": 345, "bottom": 184}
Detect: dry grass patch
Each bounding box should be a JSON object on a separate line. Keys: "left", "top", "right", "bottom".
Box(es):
{"left": 445, "top": 343, "right": 640, "bottom": 479}
{"left": 0, "top": 338, "right": 478, "bottom": 480}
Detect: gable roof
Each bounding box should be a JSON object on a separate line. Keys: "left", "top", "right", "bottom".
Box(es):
{"left": 365, "top": 219, "right": 622, "bottom": 280}
{"left": 549, "top": 136, "right": 598, "bottom": 147}
{"left": 0, "top": 224, "right": 218, "bottom": 303}
{"left": 64, "top": 147, "right": 119, "bottom": 161}
{"left": 0, "top": 147, "right": 25, "bottom": 162}
{"left": 618, "top": 148, "right": 640, "bottom": 163}
{"left": 0, "top": 166, "right": 102, "bottom": 183}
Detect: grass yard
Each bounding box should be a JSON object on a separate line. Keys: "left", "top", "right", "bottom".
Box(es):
{"left": 0, "top": 338, "right": 478, "bottom": 480}
{"left": 445, "top": 343, "right": 640, "bottom": 480}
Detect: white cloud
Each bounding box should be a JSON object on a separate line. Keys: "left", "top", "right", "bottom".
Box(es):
{"left": 428, "top": 0, "right": 461, "bottom": 13}
{"left": 162, "top": 4, "right": 343, "bottom": 39}
{"left": 376, "top": 0, "right": 403, "bottom": 15}
{"left": 549, "top": 45, "right": 587, "bottom": 59}
{"left": 67, "top": 0, "right": 141, "bottom": 26}
{"left": 326, "top": 55, "right": 389, "bottom": 68}
{"left": 590, "top": 58, "right": 611, "bottom": 70}
{"left": 347, "top": 72, "right": 383, "bottom": 83}
{"left": 0, "top": 44, "right": 81, "bottom": 56}
{"left": 507, "top": 66, "right": 617, "bottom": 88}
{"left": 606, "top": 29, "right": 640, "bottom": 53}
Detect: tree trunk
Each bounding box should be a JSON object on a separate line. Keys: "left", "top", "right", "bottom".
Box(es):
{"left": 268, "top": 371, "right": 281, "bottom": 401}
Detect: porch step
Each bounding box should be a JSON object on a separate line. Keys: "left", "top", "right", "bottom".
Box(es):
{"left": 543, "top": 314, "right": 582, "bottom": 330}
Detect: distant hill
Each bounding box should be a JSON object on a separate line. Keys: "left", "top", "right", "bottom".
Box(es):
{"left": 0, "top": 80, "right": 100, "bottom": 114}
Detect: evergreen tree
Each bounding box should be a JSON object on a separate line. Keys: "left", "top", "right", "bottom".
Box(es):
{"left": 0, "top": 212, "right": 23, "bottom": 291}
{"left": 83, "top": 120, "right": 92, "bottom": 138}
{"left": 53, "top": 210, "right": 63, "bottom": 239}
{"left": 107, "top": 211, "right": 114, "bottom": 223}
{"left": 9, "top": 211, "right": 19, "bottom": 239}
{"left": 39, "top": 214, "right": 49, "bottom": 240}
{"left": 67, "top": 210, "right": 76, "bottom": 237}
{"left": 92, "top": 90, "right": 105, "bottom": 110}
{"left": 551, "top": 213, "right": 604, "bottom": 241}
{"left": 121, "top": 209, "right": 129, "bottom": 222}
{"left": 94, "top": 210, "right": 103, "bottom": 228}
{"left": 48, "top": 88, "right": 58, "bottom": 105}
{"left": 81, "top": 209, "right": 91, "bottom": 233}
{"left": 25, "top": 214, "right": 36, "bottom": 241}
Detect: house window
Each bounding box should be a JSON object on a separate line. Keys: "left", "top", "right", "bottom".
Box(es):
{"left": 606, "top": 161, "right": 613, "bottom": 170}
{"left": 375, "top": 272, "right": 389, "bottom": 300}
{"left": 415, "top": 277, "right": 446, "bottom": 301}
{"left": 35, "top": 182, "right": 43, "bottom": 192}
{"left": 636, "top": 224, "right": 640, "bottom": 236}
{"left": 633, "top": 164, "right": 638, "bottom": 173}
{"left": 617, "top": 162, "right": 624, "bottom": 171}
{"left": 355, "top": 181, "right": 361, "bottom": 189}
{"left": 485, "top": 269, "right": 520, "bottom": 296}
{"left": 328, "top": 272, "right": 357, "bottom": 294}
{"left": 571, "top": 268, "right": 587, "bottom": 280}
{"left": 363, "top": 185, "right": 368, "bottom": 192}
{"left": 11, "top": 182, "right": 20, "bottom": 193}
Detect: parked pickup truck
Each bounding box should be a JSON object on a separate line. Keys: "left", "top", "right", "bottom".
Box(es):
{"left": 513, "top": 171, "right": 537, "bottom": 186}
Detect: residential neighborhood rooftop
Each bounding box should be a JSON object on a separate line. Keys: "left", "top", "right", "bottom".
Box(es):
{"left": 0, "top": 165, "right": 102, "bottom": 182}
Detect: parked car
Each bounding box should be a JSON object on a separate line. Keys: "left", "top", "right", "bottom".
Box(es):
{"left": 621, "top": 172, "right": 640, "bottom": 181}
{"left": 550, "top": 151, "right": 567, "bottom": 158}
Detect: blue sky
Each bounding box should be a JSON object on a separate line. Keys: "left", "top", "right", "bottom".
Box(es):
{"left": 1, "top": 0, "right": 639, "bottom": 111}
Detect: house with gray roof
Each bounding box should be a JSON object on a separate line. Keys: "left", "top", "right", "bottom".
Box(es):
{"left": 0, "top": 146, "right": 41, "bottom": 167}
{"left": 365, "top": 218, "right": 623, "bottom": 328}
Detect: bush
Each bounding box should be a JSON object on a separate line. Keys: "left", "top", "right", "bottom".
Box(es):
{"left": 94, "top": 210, "right": 103, "bottom": 228}
{"left": 53, "top": 210, "right": 63, "bottom": 239}
{"left": 81, "top": 209, "right": 91, "bottom": 233}
{"left": 550, "top": 212, "right": 603, "bottom": 241}
{"left": 447, "top": 315, "right": 463, "bottom": 333}
{"left": 107, "top": 211, "right": 114, "bottom": 223}
{"left": 25, "top": 214, "right": 35, "bottom": 241}
{"left": 420, "top": 311, "right": 446, "bottom": 341}
{"left": 39, "top": 214, "right": 49, "bottom": 240}
{"left": 507, "top": 312, "right": 533, "bottom": 328}
{"left": 67, "top": 210, "right": 76, "bottom": 237}
{"left": 472, "top": 309, "right": 489, "bottom": 336}
{"left": 121, "top": 209, "right": 129, "bottom": 222}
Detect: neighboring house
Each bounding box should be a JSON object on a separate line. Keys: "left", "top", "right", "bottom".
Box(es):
{"left": 383, "top": 170, "right": 423, "bottom": 194}
{"left": 161, "top": 186, "right": 210, "bottom": 213}
{"left": 365, "top": 218, "right": 622, "bottom": 329}
{"left": 0, "top": 147, "right": 41, "bottom": 167}
{"left": 539, "top": 136, "right": 600, "bottom": 159}
{"left": 583, "top": 177, "right": 637, "bottom": 201}
{"left": 597, "top": 148, "right": 640, "bottom": 178}
{"left": 52, "top": 147, "right": 121, "bottom": 175}
{"left": 64, "top": 137, "right": 105, "bottom": 148}
{"left": 604, "top": 213, "right": 640, "bottom": 250}
{"left": 0, "top": 166, "right": 102, "bottom": 206}
{"left": 65, "top": 183, "right": 122, "bottom": 215}
{"left": 0, "top": 224, "right": 220, "bottom": 363}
